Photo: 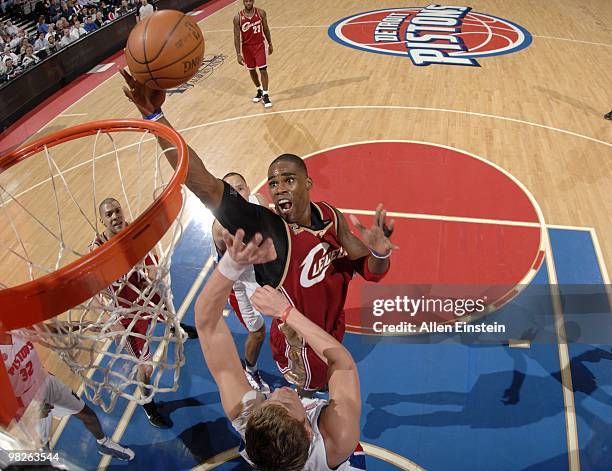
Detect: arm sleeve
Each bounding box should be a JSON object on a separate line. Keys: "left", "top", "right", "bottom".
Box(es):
{"left": 213, "top": 181, "right": 288, "bottom": 287}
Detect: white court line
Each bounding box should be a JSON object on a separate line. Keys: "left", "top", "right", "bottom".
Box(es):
{"left": 57, "top": 113, "right": 88, "bottom": 118}
{"left": 532, "top": 35, "right": 612, "bottom": 48}
{"left": 546, "top": 224, "right": 594, "bottom": 232}
{"left": 97, "top": 256, "right": 215, "bottom": 470}
{"left": 543, "top": 229, "right": 580, "bottom": 471}
{"left": 337, "top": 207, "right": 541, "bottom": 228}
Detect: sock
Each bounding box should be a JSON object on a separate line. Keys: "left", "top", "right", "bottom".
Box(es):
{"left": 257, "top": 86, "right": 262, "bottom": 90}
{"left": 263, "top": 90, "right": 269, "bottom": 95}
{"left": 96, "top": 437, "right": 107, "bottom": 444}
{"left": 245, "top": 360, "right": 258, "bottom": 373}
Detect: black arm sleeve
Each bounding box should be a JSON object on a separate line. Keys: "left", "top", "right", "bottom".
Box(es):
{"left": 212, "top": 181, "right": 288, "bottom": 287}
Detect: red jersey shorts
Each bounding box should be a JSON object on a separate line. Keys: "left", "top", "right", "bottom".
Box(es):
{"left": 269, "top": 319, "right": 345, "bottom": 392}
{"left": 242, "top": 41, "right": 267, "bottom": 70}
{"left": 120, "top": 317, "right": 151, "bottom": 361}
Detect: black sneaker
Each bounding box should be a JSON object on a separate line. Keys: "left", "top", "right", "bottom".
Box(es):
{"left": 142, "top": 402, "right": 172, "bottom": 429}
{"left": 180, "top": 323, "right": 198, "bottom": 339}
{"left": 252, "top": 89, "right": 263, "bottom": 103}
{"left": 262, "top": 94, "right": 272, "bottom": 109}
{"left": 170, "top": 323, "right": 198, "bottom": 339}
{"left": 605, "top": 110, "right": 612, "bottom": 120}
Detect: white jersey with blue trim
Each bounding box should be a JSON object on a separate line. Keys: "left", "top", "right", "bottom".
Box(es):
{"left": 232, "top": 391, "right": 366, "bottom": 470}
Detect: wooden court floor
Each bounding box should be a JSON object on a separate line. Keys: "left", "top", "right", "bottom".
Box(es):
{"left": 0, "top": 0, "right": 611, "bottom": 469}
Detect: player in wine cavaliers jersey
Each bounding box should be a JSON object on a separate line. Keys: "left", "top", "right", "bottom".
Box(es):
{"left": 0, "top": 330, "right": 134, "bottom": 460}
{"left": 233, "top": 0, "right": 274, "bottom": 108}
{"left": 92, "top": 197, "right": 197, "bottom": 428}
{"left": 121, "top": 70, "right": 396, "bottom": 393}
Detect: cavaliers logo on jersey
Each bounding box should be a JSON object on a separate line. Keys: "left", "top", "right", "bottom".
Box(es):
{"left": 300, "top": 242, "right": 347, "bottom": 288}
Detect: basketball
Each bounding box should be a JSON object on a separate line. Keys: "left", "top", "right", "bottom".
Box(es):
{"left": 125, "top": 10, "right": 205, "bottom": 90}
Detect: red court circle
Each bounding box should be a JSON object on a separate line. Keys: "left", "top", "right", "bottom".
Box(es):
{"left": 289, "top": 141, "right": 546, "bottom": 334}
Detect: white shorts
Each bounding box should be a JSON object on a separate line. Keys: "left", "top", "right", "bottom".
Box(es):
{"left": 38, "top": 374, "right": 85, "bottom": 443}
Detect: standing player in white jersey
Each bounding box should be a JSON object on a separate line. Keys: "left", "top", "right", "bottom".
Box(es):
{"left": 0, "top": 330, "right": 134, "bottom": 461}
{"left": 196, "top": 230, "right": 366, "bottom": 470}
{"left": 211, "top": 172, "right": 270, "bottom": 392}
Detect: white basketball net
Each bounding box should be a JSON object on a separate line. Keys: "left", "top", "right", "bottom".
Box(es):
{"left": 0, "top": 127, "right": 187, "bottom": 414}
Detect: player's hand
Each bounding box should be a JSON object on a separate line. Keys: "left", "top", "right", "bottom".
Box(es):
{"left": 236, "top": 54, "right": 245, "bottom": 65}
{"left": 349, "top": 203, "right": 399, "bottom": 257}
{"left": 41, "top": 403, "right": 54, "bottom": 418}
{"left": 119, "top": 66, "right": 166, "bottom": 116}
{"left": 222, "top": 229, "right": 276, "bottom": 266}
{"left": 268, "top": 44, "right": 274, "bottom": 55}
{"left": 251, "top": 285, "right": 290, "bottom": 318}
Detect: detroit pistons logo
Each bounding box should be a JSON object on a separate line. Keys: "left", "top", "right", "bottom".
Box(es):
{"left": 328, "top": 4, "right": 532, "bottom": 66}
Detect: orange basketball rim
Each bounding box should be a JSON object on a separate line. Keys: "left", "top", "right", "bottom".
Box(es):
{"left": 0, "top": 119, "right": 188, "bottom": 332}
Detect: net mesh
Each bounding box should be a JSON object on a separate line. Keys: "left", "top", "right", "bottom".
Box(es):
{"left": 0, "top": 125, "right": 187, "bottom": 414}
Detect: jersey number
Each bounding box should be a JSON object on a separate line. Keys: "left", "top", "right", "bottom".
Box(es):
{"left": 253, "top": 24, "right": 261, "bottom": 34}
{"left": 19, "top": 361, "right": 33, "bottom": 381}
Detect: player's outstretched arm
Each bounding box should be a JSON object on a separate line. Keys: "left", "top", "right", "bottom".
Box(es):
{"left": 334, "top": 204, "right": 397, "bottom": 276}
{"left": 195, "top": 229, "right": 276, "bottom": 420}
{"left": 250, "top": 287, "right": 361, "bottom": 467}
{"left": 119, "top": 67, "right": 224, "bottom": 208}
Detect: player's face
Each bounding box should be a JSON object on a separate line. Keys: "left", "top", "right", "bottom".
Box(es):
{"left": 100, "top": 201, "right": 126, "bottom": 235}
{"left": 267, "top": 161, "right": 311, "bottom": 225}
{"left": 224, "top": 175, "right": 250, "bottom": 201}
{"left": 264, "top": 387, "right": 308, "bottom": 424}
{"left": 243, "top": 0, "right": 254, "bottom": 12}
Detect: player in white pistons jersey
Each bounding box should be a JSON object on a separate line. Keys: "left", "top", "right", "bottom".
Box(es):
{"left": 211, "top": 172, "right": 271, "bottom": 392}
{"left": 195, "top": 229, "right": 366, "bottom": 471}
{"left": 0, "top": 330, "right": 134, "bottom": 460}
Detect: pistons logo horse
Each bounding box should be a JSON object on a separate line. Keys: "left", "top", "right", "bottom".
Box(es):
{"left": 328, "top": 5, "right": 532, "bottom": 66}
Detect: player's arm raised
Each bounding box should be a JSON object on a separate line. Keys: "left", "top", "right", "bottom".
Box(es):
{"left": 250, "top": 286, "right": 361, "bottom": 467}
{"left": 260, "top": 9, "right": 273, "bottom": 54}
{"left": 334, "top": 204, "right": 397, "bottom": 277}
{"left": 119, "top": 67, "right": 224, "bottom": 208}
{"left": 195, "top": 230, "right": 276, "bottom": 420}
{"left": 233, "top": 14, "right": 244, "bottom": 65}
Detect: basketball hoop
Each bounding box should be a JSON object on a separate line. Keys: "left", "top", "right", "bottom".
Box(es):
{"left": 0, "top": 119, "right": 190, "bottom": 435}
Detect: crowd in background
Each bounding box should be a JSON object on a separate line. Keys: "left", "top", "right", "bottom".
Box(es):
{"left": 0, "top": 0, "right": 155, "bottom": 83}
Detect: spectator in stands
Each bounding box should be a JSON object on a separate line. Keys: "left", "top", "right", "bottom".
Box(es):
{"left": 58, "top": 27, "right": 73, "bottom": 47}
{"left": 18, "top": 37, "right": 30, "bottom": 55}
{"left": 70, "top": 19, "right": 86, "bottom": 39}
{"left": 37, "top": 15, "right": 49, "bottom": 34}
{"left": 2, "top": 45, "right": 19, "bottom": 64}
{"left": 137, "top": 0, "right": 153, "bottom": 22}
{"left": 59, "top": 1, "right": 74, "bottom": 19}
{"left": 60, "top": 17, "right": 70, "bottom": 30}
{"left": 45, "top": 23, "right": 57, "bottom": 41}
{"left": 21, "top": 45, "right": 40, "bottom": 68}
{"left": 9, "top": 29, "right": 24, "bottom": 49}
{"left": 4, "top": 20, "right": 19, "bottom": 37}
{"left": 3, "top": 57, "right": 22, "bottom": 80}
{"left": 34, "top": 31, "right": 50, "bottom": 51}
{"left": 84, "top": 15, "right": 97, "bottom": 33}
{"left": 46, "top": 33, "right": 58, "bottom": 53}
{"left": 47, "top": 0, "right": 61, "bottom": 23}
{"left": 115, "top": 0, "right": 131, "bottom": 16}
{"left": 94, "top": 10, "right": 107, "bottom": 28}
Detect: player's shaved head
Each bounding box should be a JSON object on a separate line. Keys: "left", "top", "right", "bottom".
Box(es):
{"left": 222, "top": 172, "right": 247, "bottom": 183}
{"left": 99, "top": 197, "right": 120, "bottom": 216}
{"left": 269, "top": 154, "right": 308, "bottom": 176}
